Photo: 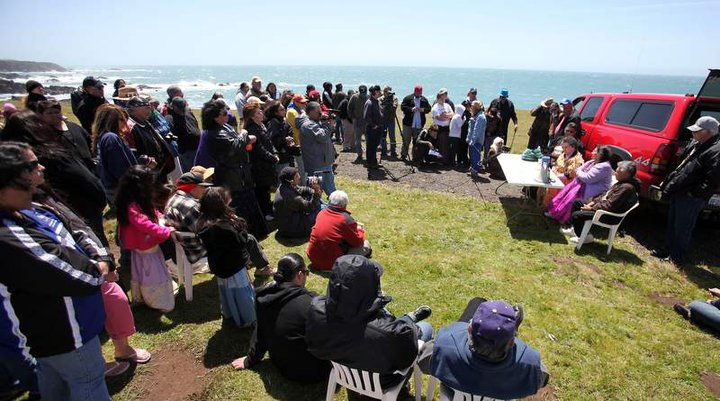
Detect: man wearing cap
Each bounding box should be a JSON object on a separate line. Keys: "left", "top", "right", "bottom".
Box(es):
{"left": 426, "top": 298, "right": 549, "bottom": 400}
{"left": 72, "top": 76, "right": 108, "bottom": 132}
{"left": 552, "top": 98, "right": 580, "bottom": 140}
{"left": 24, "top": 80, "right": 46, "bottom": 112}
{"left": 126, "top": 97, "right": 176, "bottom": 180}
{"left": 489, "top": 89, "right": 518, "bottom": 144}
{"left": 166, "top": 96, "right": 201, "bottom": 172}
{"left": 287, "top": 94, "right": 308, "bottom": 182}
{"left": 250, "top": 76, "right": 264, "bottom": 98}
{"left": 164, "top": 171, "right": 212, "bottom": 265}
{"left": 363, "top": 85, "right": 385, "bottom": 171}
{"left": 527, "top": 97, "right": 555, "bottom": 150}
{"left": 299, "top": 102, "right": 336, "bottom": 196}
{"left": 653, "top": 116, "right": 720, "bottom": 264}
{"left": 400, "top": 85, "right": 431, "bottom": 161}
{"left": 379, "top": 85, "right": 399, "bottom": 159}
{"left": 348, "top": 85, "right": 369, "bottom": 163}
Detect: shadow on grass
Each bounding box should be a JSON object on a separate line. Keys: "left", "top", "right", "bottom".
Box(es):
{"left": 106, "top": 362, "right": 138, "bottom": 395}
{"left": 498, "top": 197, "right": 566, "bottom": 244}
{"left": 202, "top": 323, "right": 254, "bottom": 368}
{"left": 274, "top": 232, "right": 309, "bottom": 247}
{"left": 253, "top": 363, "right": 328, "bottom": 401}
{"left": 573, "top": 243, "right": 644, "bottom": 265}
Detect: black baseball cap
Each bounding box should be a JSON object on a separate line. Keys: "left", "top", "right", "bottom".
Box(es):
{"left": 82, "top": 76, "right": 105, "bottom": 89}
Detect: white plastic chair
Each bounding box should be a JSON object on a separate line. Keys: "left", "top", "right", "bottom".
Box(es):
{"left": 426, "top": 376, "right": 511, "bottom": 401}
{"left": 325, "top": 341, "right": 424, "bottom": 401}
{"left": 172, "top": 231, "right": 198, "bottom": 301}
{"left": 575, "top": 202, "right": 640, "bottom": 254}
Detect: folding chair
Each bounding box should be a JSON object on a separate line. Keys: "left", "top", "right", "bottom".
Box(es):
{"left": 426, "top": 376, "right": 511, "bottom": 401}
{"left": 575, "top": 202, "right": 640, "bottom": 254}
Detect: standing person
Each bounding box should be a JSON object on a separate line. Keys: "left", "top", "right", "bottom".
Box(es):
{"left": 321, "top": 82, "right": 334, "bottom": 111}
{"left": 400, "top": 85, "right": 431, "bottom": 161}
{"left": 72, "top": 76, "right": 108, "bottom": 133}
{"left": 265, "top": 82, "right": 280, "bottom": 101}
{"left": 116, "top": 166, "right": 175, "bottom": 313}
{"left": 348, "top": 85, "right": 369, "bottom": 163}
{"left": 332, "top": 83, "right": 346, "bottom": 144}
{"left": 488, "top": 89, "right": 518, "bottom": 144}
{"left": 432, "top": 89, "right": 454, "bottom": 165}
{"left": 234, "top": 82, "right": 250, "bottom": 111}
{"left": 652, "top": 116, "right": 720, "bottom": 264}
{"left": 527, "top": 97, "right": 554, "bottom": 150}
{"left": 1, "top": 103, "right": 17, "bottom": 131}
{"left": 299, "top": 102, "right": 337, "bottom": 196}
{"left": 364, "top": 85, "right": 385, "bottom": 171}
{"left": 0, "top": 142, "right": 112, "bottom": 401}
{"left": 244, "top": 103, "right": 279, "bottom": 221}
{"left": 166, "top": 96, "right": 201, "bottom": 172}
{"left": 458, "top": 88, "right": 478, "bottom": 166}
{"left": 198, "top": 187, "right": 273, "bottom": 327}
{"left": 448, "top": 105, "right": 465, "bottom": 167}
{"left": 250, "top": 76, "right": 264, "bottom": 98}
{"left": 231, "top": 253, "right": 330, "bottom": 382}
{"left": 552, "top": 98, "right": 580, "bottom": 140}
{"left": 126, "top": 97, "right": 176, "bottom": 181}
{"left": 161, "top": 85, "right": 183, "bottom": 116}
{"left": 467, "top": 101, "right": 486, "bottom": 176}
{"left": 266, "top": 102, "right": 299, "bottom": 176}
{"left": 548, "top": 102, "right": 562, "bottom": 139}
{"left": 338, "top": 89, "right": 355, "bottom": 152}
{"left": 112, "top": 79, "right": 126, "bottom": 101}
{"left": 286, "top": 94, "right": 308, "bottom": 183}
{"left": 202, "top": 100, "right": 269, "bottom": 240}
{"left": 379, "top": 86, "right": 399, "bottom": 159}
{"left": 23, "top": 80, "right": 46, "bottom": 112}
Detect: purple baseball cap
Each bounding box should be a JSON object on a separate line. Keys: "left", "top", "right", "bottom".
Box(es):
{"left": 470, "top": 300, "right": 517, "bottom": 347}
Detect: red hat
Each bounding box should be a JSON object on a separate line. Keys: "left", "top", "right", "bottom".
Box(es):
{"left": 414, "top": 85, "right": 423, "bottom": 94}
{"left": 307, "top": 89, "right": 321, "bottom": 100}
{"left": 293, "top": 94, "right": 307, "bottom": 104}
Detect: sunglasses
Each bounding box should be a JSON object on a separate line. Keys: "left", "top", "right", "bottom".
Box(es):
{"left": 24, "top": 160, "right": 40, "bottom": 171}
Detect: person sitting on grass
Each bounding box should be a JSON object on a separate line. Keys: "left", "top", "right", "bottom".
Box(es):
{"left": 560, "top": 161, "right": 640, "bottom": 245}
{"left": 412, "top": 124, "right": 443, "bottom": 165}
{"left": 305, "top": 255, "right": 433, "bottom": 391}
{"left": 306, "top": 190, "right": 370, "bottom": 271}
{"left": 423, "top": 298, "right": 549, "bottom": 400}
{"left": 273, "top": 167, "right": 324, "bottom": 239}
{"left": 673, "top": 288, "right": 720, "bottom": 335}
{"left": 231, "top": 253, "right": 330, "bottom": 382}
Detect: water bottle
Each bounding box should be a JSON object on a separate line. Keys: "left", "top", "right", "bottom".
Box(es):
{"left": 540, "top": 156, "right": 551, "bottom": 183}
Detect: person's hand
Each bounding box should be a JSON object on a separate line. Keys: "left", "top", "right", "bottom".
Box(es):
{"left": 580, "top": 203, "right": 593, "bottom": 211}
{"left": 97, "top": 261, "right": 110, "bottom": 276}
{"left": 273, "top": 155, "right": 280, "bottom": 163}
{"left": 285, "top": 137, "right": 295, "bottom": 146}
{"left": 709, "top": 288, "right": 720, "bottom": 298}
{"left": 147, "top": 157, "right": 157, "bottom": 169}
{"left": 514, "top": 124, "right": 518, "bottom": 132}
{"left": 248, "top": 135, "right": 257, "bottom": 144}
{"left": 357, "top": 222, "right": 364, "bottom": 230}
{"left": 168, "top": 226, "right": 176, "bottom": 233}
{"left": 231, "top": 356, "right": 247, "bottom": 370}
{"left": 311, "top": 180, "right": 321, "bottom": 192}
{"left": 105, "top": 270, "right": 119, "bottom": 282}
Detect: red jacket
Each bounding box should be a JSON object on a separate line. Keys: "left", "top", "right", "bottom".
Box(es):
{"left": 306, "top": 206, "right": 365, "bottom": 270}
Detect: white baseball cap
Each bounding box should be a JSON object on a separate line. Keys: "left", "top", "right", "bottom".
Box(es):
{"left": 687, "top": 116, "right": 719, "bottom": 134}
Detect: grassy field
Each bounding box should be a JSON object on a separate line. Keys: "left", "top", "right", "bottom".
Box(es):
{"left": 6, "top": 100, "right": 720, "bottom": 400}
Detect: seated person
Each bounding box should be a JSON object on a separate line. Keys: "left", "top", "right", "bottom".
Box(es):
{"left": 305, "top": 255, "right": 432, "bottom": 389}
{"left": 412, "top": 125, "right": 443, "bottom": 165}
{"left": 231, "top": 253, "right": 330, "bottom": 382}
{"left": 164, "top": 171, "right": 212, "bottom": 267}
{"left": 561, "top": 161, "right": 640, "bottom": 244}
{"left": 673, "top": 288, "right": 720, "bottom": 335}
{"left": 426, "top": 298, "right": 549, "bottom": 400}
{"left": 306, "top": 190, "right": 370, "bottom": 271}
{"left": 273, "top": 167, "right": 323, "bottom": 238}
{"left": 539, "top": 137, "right": 586, "bottom": 207}
{"left": 548, "top": 122, "right": 584, "bottom": 155}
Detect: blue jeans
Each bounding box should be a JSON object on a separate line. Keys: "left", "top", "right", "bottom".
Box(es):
{"left": 664, "top": 193, "right": 706, "bottom": 262}
{"left": 334, "top": 116, "right": 343, "bottom": 142}
{"left": 469, "top": 143, "right": 483, "bottom": 173}
{"left": 353, "top": 119, "right": 366, "bottom": 157}
{"left": 36, "top": 336, "right": 111, "bottom": 401}
{"left": 381, "top": 120, "right": 397, "bottom": 155}
{"left": 179, "top": 149, "right": 196, "bottom": 173}
{"left": 0, "top": 352, "right": 38, "bottom": 395}
{"left": 689, "top": 300, "right": 720, "bottom": 333}
{"left": 311, "top": 166, "right": 336, "bottom": 197}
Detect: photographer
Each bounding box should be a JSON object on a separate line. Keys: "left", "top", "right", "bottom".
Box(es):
{"left": 299, "top": 102, "right": 337, "bottom": 196}
{"left": 363, "top": 85, "right": 384, "bottom": 171}
{"left": 380, "top": 86, "right": 399, "bottom": 159}
{"left": 273, "top": 167, "right": 324, "bottom": 238}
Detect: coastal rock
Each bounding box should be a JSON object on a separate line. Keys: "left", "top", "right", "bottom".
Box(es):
{"left": 0, "top": 60, "right": 68, "bottom": 72}
{"left": 0, "top": 72, "right": 26, "bottom": 79}
{"left": 0, "top": 78, "right": 74, "bottom": 96}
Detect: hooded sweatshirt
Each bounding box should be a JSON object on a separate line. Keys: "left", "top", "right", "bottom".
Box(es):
{"left": 305, "top": 255, "right": 419, "bottom": 388}
{"left": 449, "top": 105, "right": 465, "bottom": 139}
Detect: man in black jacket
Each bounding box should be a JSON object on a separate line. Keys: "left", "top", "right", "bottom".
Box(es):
{"left": 165, "top": 97, "right": 201, "bottom": 172}
{"left": 653, "top": 116, "right": 720, "bottom": 264}
{"left": 305, "top": 255, "right": 432, "bottom": 389}
{"left": 127, "top": 97, "right": 176, "bottom": 181}
{"left": 364, "top": 85, "right": 385, "bottom": 172}
{"left": 400, "top": 86, "right": 431, "bottom": 161}
{"left": 72, "top": 76, "right": 108, "bottom": 132}
{"left": 488, "top": 89, "right": 518, "bottom": 143}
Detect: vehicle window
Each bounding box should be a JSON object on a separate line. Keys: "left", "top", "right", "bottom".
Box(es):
{"left": 606, "top": 100, "right": 641, "bottom": 125}
{"left": 580, "top": 97, "right": 604, "bottom": 122}
{"left": 700, "top": 110, "right": 720, "bottom": 120}
{"left": 631, "top": 102, "right": 673, "bottom": 131}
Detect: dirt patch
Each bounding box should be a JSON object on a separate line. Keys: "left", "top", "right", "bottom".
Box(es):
{"left": 648, "top": 292, "right": 684, "bottom": 307}
{"left": 133, "top": 348, "right": 213, "bottom": 401}
{"left": 552, "top": 256, "right": 602, "bottom": 277}
{"left": 609, "top": 279, "right": 627, "bottom": 289}
{"left": 526, "top": 385, "right": 557, "bottom": 400}
{"left": 701, "top": 372, "right": 720, "bottom": 398}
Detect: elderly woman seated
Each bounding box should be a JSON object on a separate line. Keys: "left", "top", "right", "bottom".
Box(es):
{"left": 561, "top": 161, "right": 640, "bottom": 244}
{"left": 273, "top": 167, "right": 324, "bottom": 238}
{"left": 539, "top": 137, "right": 586, "bottom": 207}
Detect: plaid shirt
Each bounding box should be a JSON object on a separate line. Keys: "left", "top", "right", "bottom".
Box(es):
{"left": 164, "top": 191, "right": 206, "bottom": 263}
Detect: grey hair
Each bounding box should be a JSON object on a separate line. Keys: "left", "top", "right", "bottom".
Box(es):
{"left": 616, "top": 161, "right": 637, "bottom": 177}
{"left": 306, "top": 101, "right": 321, "bottom": 114}
{"left": 328, "top": 190, "right": 349, "bottom": 208}
{"left": 166, "top": 85, "right": 182, "bottom": 98}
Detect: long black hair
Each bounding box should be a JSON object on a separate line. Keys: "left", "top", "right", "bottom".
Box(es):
{"left": 1, "top": 110, "right": 68, "bottom": 161}
{"left": 201, "top": 99, "right": 227, "bottom": 131}
{"left": 0, "top": 141, "right": 33, "bottom": 191}
{"left": 115, "top": 165, "right": 159, "bottom": 226}
{"left": 274, "top": 253, "right": 306, "bottom": 283}
{"left": 197, "top": 187, "right": 247, "bottom": 233}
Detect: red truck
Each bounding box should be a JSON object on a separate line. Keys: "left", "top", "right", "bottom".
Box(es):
{"left": 575, "top": 69, "right": 720, "bottom": 212}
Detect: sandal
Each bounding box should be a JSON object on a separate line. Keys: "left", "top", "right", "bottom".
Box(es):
{"left": 105, "top": 361, "right": 130, "bottom": 377}
{"left": 115, "top": 348, "right": 152, "bottom": 364}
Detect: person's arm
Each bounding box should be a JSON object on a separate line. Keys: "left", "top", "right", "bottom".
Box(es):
{"left": 400, "top": 96, "right": 413, "bottom": 114}
{"left": 342, "top": 218, "right": 366, "bottom": 248}
{"left": 305, "top": 121, "right": 331, "bottom": 143}
{"left": 49, "top": 201, "right": 115, "bottom": 267}
{"left": 692, "top": 151, "right": 720, "bottom": 200}
{"left": 103, "top": 134, "right": 138, "bottom": 183}
{"left": 576, "top": 162, "right": 611, "bottom": 184}
{"left": 210, "top": 128, "right": 249, "bottom": 162}
{"left": 288, "top": 186, "right": 321, "bottom": 213}
{"left": 511, "top": 103, "right": 518, "bottom": 125}
{"left": 592, "top": 185, "right": 631, "bottom": 211}
{"left": 127, "top": 205, "right": 173, "bottom": 243}
{"left": 530, "top": 106, "right": 541, "bottom": 117}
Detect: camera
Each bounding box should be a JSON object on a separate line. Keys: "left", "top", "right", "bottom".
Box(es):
{"left": 307, "top": 175, "right": 323, "bottom": 187}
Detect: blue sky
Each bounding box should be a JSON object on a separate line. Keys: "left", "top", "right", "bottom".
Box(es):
{"left": 1, "top": 0, "right": 718, "bottom": 76}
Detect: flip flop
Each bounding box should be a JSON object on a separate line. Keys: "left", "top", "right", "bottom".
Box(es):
{"left": 115, "top": 348, "right": 152, "bottom": 364}
{"left": 105, "top": 361, "right": 130, "bottom": 377}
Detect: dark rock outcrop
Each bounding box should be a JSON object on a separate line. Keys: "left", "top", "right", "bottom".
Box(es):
{"left": 0, "top": 60, "right": 68, "bottom": 72}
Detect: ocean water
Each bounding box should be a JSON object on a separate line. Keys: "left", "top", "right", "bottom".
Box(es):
{"left": 2, "top": 65, "right": 705, "bottom": 110}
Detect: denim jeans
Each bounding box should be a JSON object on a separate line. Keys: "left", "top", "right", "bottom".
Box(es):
{"left": 36, "top": 336, "right": 111, "bottom": 401}
{"left": 469, "top": 143, "right": 483, "bottom": 173}
{"left": 689, "top": 300, "right": 720, "bottom": 333}
{"left": 664, "top": 193, "right": 706, "bottom": 262}
{"left": 0, "top": 352, "right": 38, "bottom": 395}
{"left": 334, "top": 116, "right": 343, "bottom": 142}
{"left": 353, "top": 119, "right": 367, "bottom": 157}
{"left": 311, "top": 166, "right": 336, "bottom": 197}
{"left": 294, "top": 155, "right": 307, "bottom": 183}
{"left": 381, "top": 120, "right": 397, "bottom": 155}
{"left": 401, "top": 126, "right": 422, "bottom": 159}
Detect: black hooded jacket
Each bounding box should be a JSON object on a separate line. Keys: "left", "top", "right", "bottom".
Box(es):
{"left": 662, "top": 134, "right": 720, "bottom": 202}
{"left": 305, "top": 255, "right": 419, "bottom": 388}
{"left": 245, "top": 282, "right": 329, "bottom": 383}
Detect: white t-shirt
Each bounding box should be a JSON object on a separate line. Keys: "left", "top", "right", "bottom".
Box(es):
{"left": 431, "top": 103, "right": 452, "bottom": 127}
{"left": 449, "top": 114, "right": 464, "bottom": 138}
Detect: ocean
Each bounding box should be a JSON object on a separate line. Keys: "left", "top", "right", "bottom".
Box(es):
{"left": 2, "top": 65, "right": 706, "bottom": 110}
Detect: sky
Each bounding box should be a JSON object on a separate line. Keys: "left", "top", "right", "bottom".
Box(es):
{"left": 1, "top": 0, "right": 719, "bottom": 76}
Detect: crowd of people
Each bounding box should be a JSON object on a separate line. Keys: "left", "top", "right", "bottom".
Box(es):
{"left": 0, "top": 74, "right": 718, "bottom": 400}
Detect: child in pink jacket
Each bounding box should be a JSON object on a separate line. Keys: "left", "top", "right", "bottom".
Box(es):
{"left": 116, "top": 166, "right": 176, "bottom": 312}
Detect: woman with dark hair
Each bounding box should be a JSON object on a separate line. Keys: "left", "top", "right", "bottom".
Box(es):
{"left": 265, "top": 82, "right": 279, "bottom": 101}
{"left": 266, "top": 102, "right": 299, "bottom": 175}
{"left": 546, "top": 145, "right": 614, "bottom": 224}
{"left": 198, "top": 187, "right": 273, "bottom": 327}
{"left": 202, "top": 99, "right": 269, "bottom": 239}
{"left": 209, "top": 92, "right": 237, "bottom": 129}
{"left": 92, "top": 104, "right": 139, "bottom": 205}
{"left": 279, "top": 90, "right": 294, "bottom": 108}
{"left": 116, "top": 165, "right": 175, "bottom": 312}
{"left": 273, "top": 166, "right": 323, "bottom": 238}
{"left": 112, "top": 79, "right": 126, "bottom": 102}
{"left": 231, "top": 253, "right": 330, "bottom": 383}
{"left": 23, "top": 80, "right": 46, "bottom": 112}
{"left": 244, "top": 102, "right": 279, "bottom": 221}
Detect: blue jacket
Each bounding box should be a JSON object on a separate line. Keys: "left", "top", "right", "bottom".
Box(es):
{"left": 96, "top": 131, "right": 137, "bottom": 192}
{"left": 431, "top": 322, "right": 546, "bottom": 400}
{"left": 467, "top": 112, "right": 486, "bottom": 146}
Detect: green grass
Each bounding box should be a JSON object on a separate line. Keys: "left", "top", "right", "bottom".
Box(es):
{"left": 8, "top": 100, "right": 719, "bottom": 400}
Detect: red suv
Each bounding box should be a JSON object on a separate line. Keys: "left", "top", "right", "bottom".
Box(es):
{"left": 575, "top": 69, "right": 720, "bottom": 211}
